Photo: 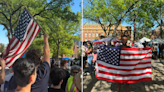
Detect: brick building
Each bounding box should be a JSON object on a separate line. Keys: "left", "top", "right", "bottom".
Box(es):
{"left": 62, "top": 41, "right": 80, "bottom": 59}
{"left": 81, "top": 22, "right": 132, "bottom": 41}
{"left": 150, "top": 25, "right": 164, "bottom": 39}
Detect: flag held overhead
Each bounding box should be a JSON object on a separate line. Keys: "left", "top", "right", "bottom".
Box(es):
{"left": 3, "top": 8, "right": 41, "bottom": 68}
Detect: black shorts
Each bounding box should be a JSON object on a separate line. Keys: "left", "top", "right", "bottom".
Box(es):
{"left": 83, "top": 56, "right": 87, "bottom": 61}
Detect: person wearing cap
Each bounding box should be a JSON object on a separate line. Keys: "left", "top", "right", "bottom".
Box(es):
{"left": 60, "top": 60, "right": 70, "bottom": 91}
{"left": 65, "top": 65, "right": 80, "bottom": 92}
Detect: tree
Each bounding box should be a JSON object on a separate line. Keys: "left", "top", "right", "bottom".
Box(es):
{"left": 47, "top": 15, "right": 80, "bottom": 59}
{"left": 0, "top": 0, "right": 78, "bottom": 42}
{"left": 0, "top": 43, "right": 5, "bottom": 52}
{"left": 135, "top": 24, "right": 152, "bottom": 40}
{"left": 126, "top": 0, "right": 164, "bottom": 38}
{"left": 28, "top": 4, "right": 81, "bottom": 59}
{"left": 83, "top": 0, "right": 140, "bottom": 36}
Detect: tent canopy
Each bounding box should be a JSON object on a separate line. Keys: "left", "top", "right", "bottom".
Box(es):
{"left": 86, "top": 41, "right": 91, "bottom": 43}
{"left": 139, "top": 37, "right": 151, "bottom": 43}
{"left": 91, "top": 39, "right": 98, "bottom": 42}
{"left": 62, "top": 57, "right": 72, "bottom": 60}
{"left": 98, "top": 37, "right": 120, "bottom": 42}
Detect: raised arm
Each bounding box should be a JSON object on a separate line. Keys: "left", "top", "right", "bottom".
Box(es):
{"left": 42, "top": 33, "right": 50, "bottom": 66}
{"left": 86, "top": 47, "right": 93, "bottom": 53}
{"left": 0, "top": 58, "right": 5, "bottom": 85}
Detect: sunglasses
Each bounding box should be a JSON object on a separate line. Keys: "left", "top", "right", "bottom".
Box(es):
{"left": 73, "top": 72, "right": 78, "bottom": 74}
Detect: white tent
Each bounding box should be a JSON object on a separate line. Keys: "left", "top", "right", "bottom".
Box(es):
{"left": 139, "top": 37, "right": 151, "bottom": 43}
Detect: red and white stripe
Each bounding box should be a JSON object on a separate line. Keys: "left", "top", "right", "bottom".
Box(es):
{"left": 3, "top": 19, "right": 40, "bottom": 68}
{"left": 95, "top": 47, "right": 152, "bottom": 84}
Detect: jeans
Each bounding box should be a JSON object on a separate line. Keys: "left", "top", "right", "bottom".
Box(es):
{"left": 87, "top": 54, "right": 93, "bottom": 73}
{"left": 159, "top": 51, "right": 163, "bottom": 59}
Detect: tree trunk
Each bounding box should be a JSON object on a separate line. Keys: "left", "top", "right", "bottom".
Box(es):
{"left": 113, "top": 23, "right": 120, "bottom": 37}
{"left": 9, "top": 16, "right": 13, "bottom": 43}
{"left": 107, "top": 26, "right": 112, "bottom": 37}
{"left": 7, "top": 29, "right": 11, "bottom": 42}
{"left": 56, "top": 39, "right": 60, "bottom": 60}
{"left": 160, "top": 3, "right": 163, "bottom": 38}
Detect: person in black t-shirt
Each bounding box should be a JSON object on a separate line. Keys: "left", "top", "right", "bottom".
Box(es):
{"left": 48, "top": 67, "right": 66, "bottom": 92}
{"left": 142, "top": 41, "right": 147, "bottom": 48}
{"left": 159, "top": 42, "right": 164, "bottom": 59}
{"left": 60, "top": 60, "right": 70, "bottom": 91}
{"left": 7, "top": 33, "right": 51, "bottom": 92}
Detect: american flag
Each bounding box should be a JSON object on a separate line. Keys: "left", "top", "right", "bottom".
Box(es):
{"left": 95, "top": 46, "right": 152, "bottom": 83}
{"left": 3, "top": 8, "right": 41, "bottom": 68}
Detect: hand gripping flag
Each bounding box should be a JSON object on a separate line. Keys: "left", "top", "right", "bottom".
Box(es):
{"left": 3, "top": 8, "right": 41, "bottom": 68}
{"left": 95, "top": 46, "right": 152, "bottom": 83}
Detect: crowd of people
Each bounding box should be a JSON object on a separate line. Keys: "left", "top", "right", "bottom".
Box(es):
{"left": 0, "top": 33, "right": 163, "bottom": 92}
{"left": 82, "top": 35, "right": 131, "bottom": 92}
{"left": 82, "top": 37, "right": 164, "bottom": 72}
{"left": 81, "top": 35, "right": 164, "bottom": 92}
{"left": 0, "top": 33, "right": 81, "bottom": 92}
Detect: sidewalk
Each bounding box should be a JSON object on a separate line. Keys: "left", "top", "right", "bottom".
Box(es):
{"left": 83, "top": 59, "right": 164, "bottom": 92}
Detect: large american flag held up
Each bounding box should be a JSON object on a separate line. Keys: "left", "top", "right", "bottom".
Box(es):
{"left": 95, "top": 46, "right": 152, "bottom": 83}
{"left": 3, "top": 8, "right": 41, "bottom": 68}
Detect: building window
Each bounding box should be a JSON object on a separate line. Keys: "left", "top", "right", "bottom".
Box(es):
{"left": 89, "top": 38, "right": 91, "bottom": 41}
{"left": 96, "top": 27, "right": 98, "bottom": 29}
{"left": 89, "top": 27, "right": 90, "bottom": 29}
{"left": 89, "top": 32, "right": 91, "bottom": 37}
{"left": 101, "top": 32, "right": 103, "bottom": 35}
{"left": 85, "top": 27, "right": 86, "bottom": 29}
{"left": 117, "top": 33, "right": 119, "bottom": 36}
{"left": 96, "top": 33, "right": 99, "bottom": 37}
{"left": 92, "top": 27, "right": 94, "bottom": 29}
{"left": 85, "top": 32, "right": 87, "bottom": 37}
{"left": 110, "top": 33, "right": 112, "bottom": 36}
{"left": 92, "top": 32, "right": 95, "bottom": 37}
{"left": 85, "top": 38, "right": 87, "bottom": 41}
